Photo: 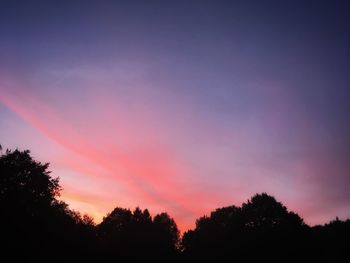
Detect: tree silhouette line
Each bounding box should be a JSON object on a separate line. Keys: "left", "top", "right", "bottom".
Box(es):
{"left": 0, "top": 148, "right": 349, "bottom": 262}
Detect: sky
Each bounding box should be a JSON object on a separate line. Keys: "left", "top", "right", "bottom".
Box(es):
{"left": 0, "top": 0, "right": 350, "bottom": 231}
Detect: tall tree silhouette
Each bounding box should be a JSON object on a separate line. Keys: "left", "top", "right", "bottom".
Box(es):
{"left": 153, "top": 212, "right": 180, "bottom": 255}
{"left": 0, "top": 149, "right": 96, "bottom": 260}
{"left": 0, "top": 149, "right": 59, "bottom": 257}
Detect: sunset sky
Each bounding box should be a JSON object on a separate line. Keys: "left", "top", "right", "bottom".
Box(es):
{"left": 1, "top": 1, "right": 350, "bottom": 231}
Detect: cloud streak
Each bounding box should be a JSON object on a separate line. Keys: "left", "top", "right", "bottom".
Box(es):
{"left": 1, "top": 66, "right": 349, "bottom": 231}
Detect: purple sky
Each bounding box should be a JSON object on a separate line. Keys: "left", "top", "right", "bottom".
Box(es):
{"left": 0, "top": 1, "right": 350, "bottom": 231}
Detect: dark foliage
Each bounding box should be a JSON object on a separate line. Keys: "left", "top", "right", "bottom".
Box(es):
{"left": 310, "top": 217, "right": 350, "bottom": 262}
{"left": 181, "top": 193, "right": 309, "bottom": 261}
{"left": 98, "top": 207, "right": 179, "bottom": 261}
{"left": 0, "top": 147, "right": 349, "bottom": 262}
{"left": 0, "top": 149, "right": 96, "bottom": 261}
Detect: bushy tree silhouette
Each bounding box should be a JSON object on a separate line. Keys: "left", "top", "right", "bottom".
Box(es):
{"left": 181, "top": 193, "right": 308, "bottom": 261}
{"left": 0, "top": 149, "right": 58, "bottom": 257}
{"left": 98, "top": 207, "right": 179, "bottom": 261}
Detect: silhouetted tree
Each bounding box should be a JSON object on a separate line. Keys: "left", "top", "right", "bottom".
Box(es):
{"left": 0, "top": 149, "right": 60, "bottom": 258}
{"left": 181, "top": 193, "right": 307, "bottom": 261}
{"left": 153, "top": 212, "right": 180, "bottom": 257}
{"left": 0, "top": 149, "right": 96, "bottom": 260}
{"left": 98, "top": 207, "right": 179, "bottom": 261}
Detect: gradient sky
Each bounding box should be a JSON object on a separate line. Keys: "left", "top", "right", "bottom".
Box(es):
{"left": 1, "top": 0, "right": 350, "bottom": 231}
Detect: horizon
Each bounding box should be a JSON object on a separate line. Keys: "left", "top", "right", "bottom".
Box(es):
{"left": 1, "top": 1, "right": 350, "bottom": 232}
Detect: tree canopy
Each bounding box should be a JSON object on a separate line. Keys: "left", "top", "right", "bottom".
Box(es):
{"left": 0, "top": 147, "right": 349, "bottom": 262}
